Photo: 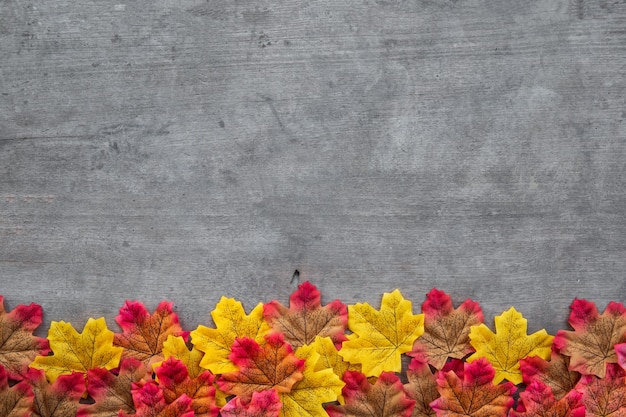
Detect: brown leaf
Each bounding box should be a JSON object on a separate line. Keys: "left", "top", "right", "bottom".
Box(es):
{"left": 520, "top": 350, "right": 580, "bottom": 399}
{"left": 404, "top": 357, "right": 439, "bottom": 417}
{"left": 0, "top": 365, "right": 33, "bottom": 417}
{"left": 27, "top": 369, "right": 84, "bottom": 417}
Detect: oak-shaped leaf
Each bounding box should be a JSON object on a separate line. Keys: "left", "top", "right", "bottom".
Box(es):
{"left": 576, "top": 363, "right": 626, "bottom": 417}
{"left": 429, "top": 358, "right": 516, "bottom": 417}
{"left": 510, "top": 380, "right": 585, "bottom": 417}
{"left": 520, "top": 350, "right": 580, "bottom": 399}
{"left": 76, "top": 358, "right": 149, "bottom": 417}
{"left": 153, "top": 335, "right": 205, "bottom": 379}
{"left": 30, "top": 318, "right": 123, "bottom": 382}
{"left": 114, "top": 301, "right": 184, "bottom": 368}
{"left": 325, "top": 371, "right": 415, "bottom": 417}
{"left": 217, "top": 333, "right": 305, "bottom": 400}
{"left": 191, "top": 297, "right": 271, "bottom": 374}
{"left": 220, "top": 390, "right": 282, "bottom": 417}
{"left": 154, "top": 356, "right": 218, "bottom": 417}
{"left": 467, "top": 307, "right": 553, "bottom": 384}
{"left": 404, "top": 357, "right": 439, "bottom": 417}
{"left": 263, "top": 281, "right": 347, "bottom": 349}
{"left": 27, "top": 368, "right": 85, "bottom": 417}
{"left": 279, "top": 342, "right": 344, "bottom": 417}
{"left": 0, "top": 365, "right": 33, "bottom": 417}
{"left": 409, "top": 289, "right": 483, "bottom": 369}
{"left": 0, "top": 296, "right": 50, "bottom": 380}
{"left": 339, "top": 289, "right": 424, "bottom": 376}
{"left": 130, "top": 382, "right": 194, "bottom": 417}
{"left": 554, "top": 299, "right": 626, "bottom": 378}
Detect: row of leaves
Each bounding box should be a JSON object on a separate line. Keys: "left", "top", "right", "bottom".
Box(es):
{"left": 2, "top": 282, "right": 626, "bottom": 417}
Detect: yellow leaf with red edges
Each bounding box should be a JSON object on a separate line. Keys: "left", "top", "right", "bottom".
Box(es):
{"left": 467, "top": 307, "right": 553, "bottom": 384}
{"left": 191, "top": 297, "right": 271, "bottom": 374}
{"left": 152, "top": 335, "right": 205, "bottom": 380}
{"left": 30, "top": 318, "right": 123, "bottom": 382}
{"left": 339, "top": 290, "right": 424, "bottom": 376}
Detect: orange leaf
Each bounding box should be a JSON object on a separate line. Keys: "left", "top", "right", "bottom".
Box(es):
{"left": 510, "top": 380, "right": 584, "bottom": 417}
{"left": 554, "top": 299, "right": 626, "bottom": 378}
{"left": 325, "top": 371, "right": 415, "bottom": 417}
{"left": 27, "top": 368, "right": 85, "bottom": 417}
{"left": 430, "top": 358, "right": 516, "bottom": 417}
{"left": 220, "top": 390, "right": 282, "bottom": 417}
{"left": 114, "top": 301, "right": 184, "bottom": 368}
{"left": 0, "top": 296, "right": 50, "bottom": 380}
{"left": 217, "top": 333, "right": 305, "bottom": 400}
{"left": 520, "top": 350, "right": 580, "bottom": 399}
{"left": 404, "top": 357, "right": 439, "bottom": 417}
{"left": 263, "top": 281, "right": 347, "bottom": 349}
{"left": 130, "top": 382, "right": 194, "bottom": 417}
{"left": 0, "top": 365, "right": 33, "bottom": 417}
{"left": 410, "top": 289, "right": 483, "bottom": 370}
{"left": 576, "top": 363, "right": 626, "bottom": 417}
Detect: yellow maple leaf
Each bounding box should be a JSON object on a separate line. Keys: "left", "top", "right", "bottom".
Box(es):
{"left": 310, "top": 336, "right": 359, "bottom": 377}
{"left": 152, "top": 335, "right": 206, "bottom": 379}
{"left": 467, "top": 307, "right": 553, "bottom": 384}
{"left": 30, "top": 318, "right": 123, "bottom": 382}
{"left": 339, "top": 289, "right": 424, "bottom": 376}
{"left": 190, "top": 297, "right": 270, "bottom": 374}
{"left": 280, "top": 342, "right": 344, "bottom": 417}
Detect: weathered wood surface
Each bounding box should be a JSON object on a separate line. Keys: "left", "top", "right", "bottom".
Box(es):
{"left": 1, "top": 0, "right": 625, "bottom": 336}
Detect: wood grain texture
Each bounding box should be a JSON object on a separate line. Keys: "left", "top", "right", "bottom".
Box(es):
{"left": 1, "top": 0, "right": 625, "bottom": 336}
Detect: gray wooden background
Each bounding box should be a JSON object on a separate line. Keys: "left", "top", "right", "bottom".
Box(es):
{"left": 1, "top": 0, "right": 625, "bottom": 337}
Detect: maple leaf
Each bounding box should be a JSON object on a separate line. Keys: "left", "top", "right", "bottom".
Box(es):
{"left": 153, "top": 335, "right": 205, "bottom": 379}
{"left": 576, "top": 363, "right": 626, "bottom": 417}
{"left": 325, "top": 371, "right": 416, "bottom": 417}
{"left": 114, "top": 301, "right": 184, "bottom": 369}
{"left": 0, "top": 296, "right": 50, "bottom": 380}
{"left": 409, "top": 289, "right": 483, "bottom": 370}
{"left": 520, "top": 350, "right": 580, "bottom": 399}
{"left": 76, "top": 358, "right": 149, "bottom": 417}
{"left": 510, "top": 380, "right": 585, "bottom": 417}
{"left": 155, "top": 356, "right": 218, "bottom": 417}
{"left": 429, "top": 358, "right": 515, "bottom": 417}
{"left": 0, "top": 365, "right": 33, "bottom": 417}
{"left": 279, "top": 342, "right": 344, "bottom": 417}
{"left": 191, "top": 297, "right": 271, "bottom": 374}
{"left": 553, "top": 299, "right": 626, "bottom": 378}
{"left": 27, "top": 368, "right": 85, "bottom": 417}
{"left": 309, "top": 336, "right": 359, "bottom": 381}
{"left": 217, "top": 333, "right": 305, "bottom": 400}
{"left": 339, "top": 289, "right": 424, "bottom": 376}
{"left": 467, "top": 307, "right": 553, "bottom": 384}
{"left": 404, "top": 357, "right": 439, "bottom": 417}
{"left": 130, "top": 382, "right": 194, "bottom": 417}
{"left": 220, "top": 390, "right": 282, "bottom": 417}
{"left": 30, "top": 318, "right": 123, "bottom": 382}
{"left": 263, "top": 281, "right": 348, "bottom": 350}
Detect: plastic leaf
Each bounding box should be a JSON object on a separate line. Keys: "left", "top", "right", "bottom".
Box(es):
{"left": 152, "top": 335, "right": 205, "bottom": 379}
{"left": 510, "top": 380, "right": 585, "bottom": 417}
{"left": 30, "top": 318, "right": 123, "bottom": 382}
{"left": 217, "top": 333, "right": 305, "bottom": 400}
{"left": 0, "top": 365, "right": 33, "bottom": 417}
{"left": 77, "top": 358, "right": 149, "bottom": 417}
{"left": 325, "top": 371, "right": 416, "bottom": 417}
{"left": 279, "top": 342, "right": 344, "bottom": 417}
{"left": 554, "top": 299, "right": 626, "bottom": 378}
{"left": 520, "top": 350, "right": 580, "bottom": 399}
{"left": 430, "top": 358, "right": 515, "bottom": 417}
{"left": 0, "top": 296, "right": 50, "bottom": 380}
{"left": 27, "top": 368, "right": 84, "bottom": 417}
{"left": 404, "top": 357, "right": 439, "bottom": 417}
{"left": 467, "top": 307, "right": 553, "bottom": 384}
{"left": 309, "top": 336, "right": 359, "bottom": 380}
{"left": 339, "top": 289, "right": 424, "bottom": 376}
{"left": 154, "top": 357, "right": 218, "bottom": 417}
{"left": 576, "top": 363, "right": 626, "bottom": 417}
{"left": 263, "top": 281, "right": 348, "bottom": 349}
{"left": 220, "top": 390, "right": 282, "bottom": 417}
{"left": 130, "top": 382, "right": 194, "bottom": 417}
{"left": 191, "top": 297, "right": 271, "bottom": 374}
{"left": 409, "top": 289, "right": 483, "bottom": 369}
{"left": 114, "top": 301, "right": 184, "bottom": 368}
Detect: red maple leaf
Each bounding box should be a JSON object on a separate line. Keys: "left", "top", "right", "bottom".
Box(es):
{"left": 217, "top": 333, "right": 305, "bottom": 400}
{"left": 114, "top": 301, "right": 185, "bottom": 368}
{"left": 220, "top": 390, "right": 282, "bottom": 417}
{"left": 325, "top": 371, "right": 416, "bottom": 417}
{"left": 403, "top": 357, "right": 439, "bottom": 417}
{"left": 154, "top": 357, "right": 218, "bottom": 417}
{"left": 263, "top": 281, "right": 348, "bottom": 349}
{"left": 430, "top": 358, "right": 516, "bottom": 417}
{"left": 130, "top": 382, "right": 194, "bottom": 417}
{"left": 27, "top": 368, "right": 85, "bottom": 417}
{"left": 576, "top": 363, "right": 626, "bottom": 417}
{"left": 520, "top": 349, "right": 580, "bottom": 399}
{"left": 510, "top": 380, "right": 584, "bottom": 417}
{"left": 0, "top": 365, "right": 33, "bottom": 417}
